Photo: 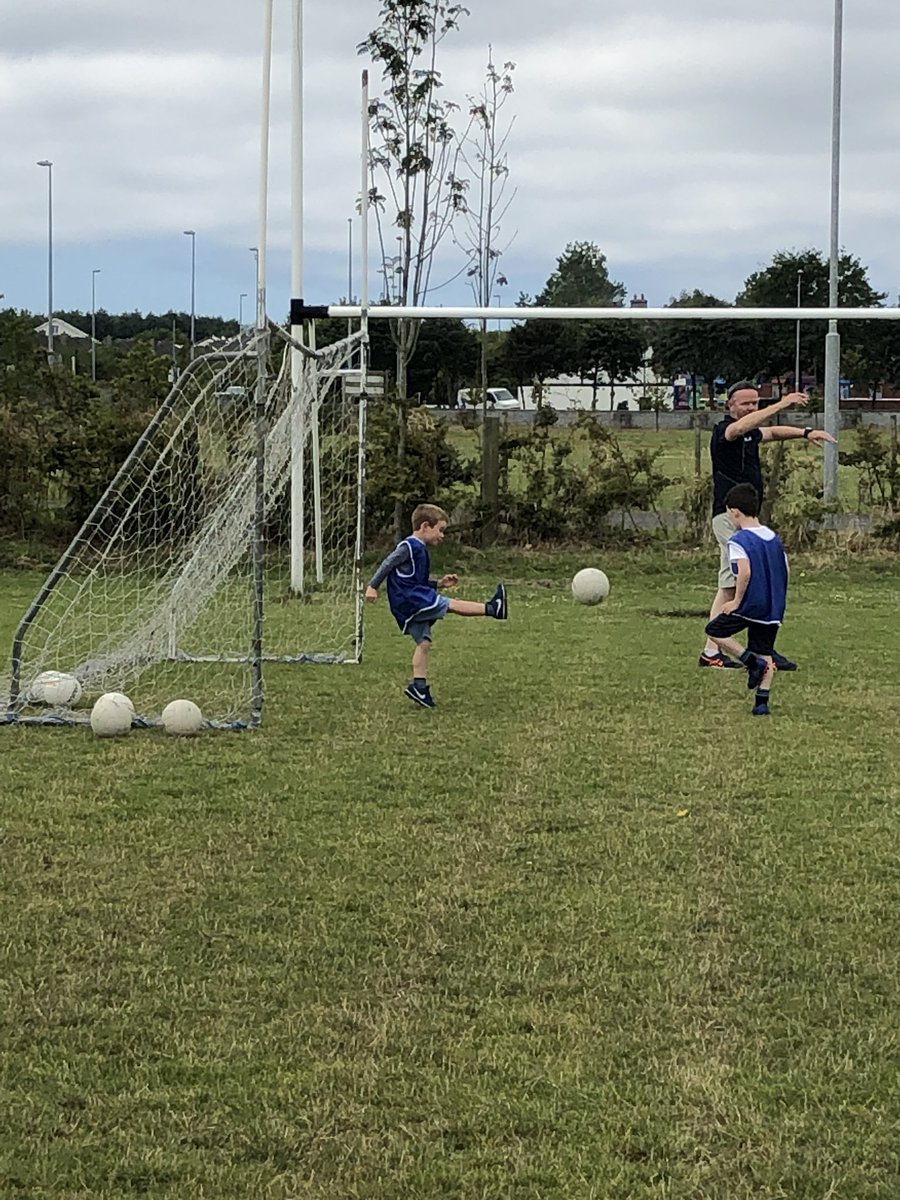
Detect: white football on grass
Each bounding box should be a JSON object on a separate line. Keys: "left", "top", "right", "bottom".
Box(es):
{"left": 27, "top": 671, "right": 83, "bottom": 707}
{"left": 571, "top": 567, "right": 610, "bottom": 606}
{"left": 161, "top": 699, "right": 204, "bottom": 736}
{"left": 90, "top": 692, "right": 134, "bottom": 738}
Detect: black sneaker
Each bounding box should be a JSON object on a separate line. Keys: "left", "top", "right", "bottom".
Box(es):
{"left": 698, "top": 652, "right": 741, "bottom": 669}
{"left": 746, "top": 655, "right": 768, "bottom": 691}
{"left": 772, "top": 651, "right": 798, "bottom": 671}
{"left": 487, "top": 583, "right": 508, "bottom": 620}
{"left": 752, "top": 703, "right": 771, "bottom": 716}
{"left": 404, "top": 682, "right": 436, "bottom": 709}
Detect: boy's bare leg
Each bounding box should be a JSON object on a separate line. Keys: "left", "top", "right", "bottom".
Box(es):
{"left": 709, "top": 633, "right": 776, "bottom": 691}
{"left": 448, "top": 598, "right": 487, "bottom": 616}
{"left": 412, "top": 638, "right": 431, "bottom": 678}
{"left": 703, "top": 586, "right": 735, "bottom": 656}
{"left": 449, "top": 585, "right": 507, "bottom": 620}
{"left": 708, "top": 632, "right": 746, "bottom": 662}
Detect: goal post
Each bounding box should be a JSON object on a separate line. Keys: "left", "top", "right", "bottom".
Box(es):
{"left": 1, "top": 324, "right": 366, "bottom": 729}
{"left": 330, "top": 299, "right": 900, "bottom": 512}
{"left": 327, "top": 304, "right": 900, "bottom": 322}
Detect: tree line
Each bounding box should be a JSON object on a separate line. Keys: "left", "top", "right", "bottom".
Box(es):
{"left": 15, "top": 237, "right": 897, "bottom": 405}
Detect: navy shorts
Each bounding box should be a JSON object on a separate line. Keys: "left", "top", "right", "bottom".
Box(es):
{"left": 404, "top": 595, "right": 451, "bottom": 644}
{"left": 705, "top": 612, "right": 779, "bottom": 657}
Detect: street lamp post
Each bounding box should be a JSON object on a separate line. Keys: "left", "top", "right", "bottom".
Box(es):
{"left": 823, "top": 0, "right": 843, "bottom": 505}
{"left": 91, "top": 268, "right": 101, "bottom": 382}
{"left": 249, "top": 247, "right": 259, "bottom": 325}
{"left": 183, "top": 230, "right": 196, "bottom": 359}
{"left": 239, "top": 292, "right": 248, "bottom": 329}
{"left": 794, "top": 268, "right": 803, "bottom": 393}
{"left": 347, "top": 217, "right": 353, "bottom": 302}
{"left": 37, "top": 160, "right": 54, "bottom": 364}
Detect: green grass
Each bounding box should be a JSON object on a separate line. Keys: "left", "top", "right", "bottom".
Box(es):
{"left": 446, "top": 424, "right": 872, "bottom": 512}
{"left": 2, "top": 550, "right": 899, "bottom": 1198}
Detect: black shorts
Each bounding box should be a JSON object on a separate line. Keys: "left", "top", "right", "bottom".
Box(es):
{"left": 705, "top": 612, "right": 779, "bottom": 657}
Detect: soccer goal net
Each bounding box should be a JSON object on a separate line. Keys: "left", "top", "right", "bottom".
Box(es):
{"left": 1, "top": 324, "right": 365, "bottom": 730}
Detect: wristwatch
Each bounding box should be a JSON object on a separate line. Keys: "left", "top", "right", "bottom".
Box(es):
{"left": 801, "top": 427, "right": 813, "bottom": 439}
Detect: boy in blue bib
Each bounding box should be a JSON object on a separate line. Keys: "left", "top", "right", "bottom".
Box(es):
{"left": 366, "top": 503, "right": 507, "bottom": 708}
{"left": 704, "top": 483, "right": 789, "bottom": 716}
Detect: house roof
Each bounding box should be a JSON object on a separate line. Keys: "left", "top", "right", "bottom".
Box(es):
{"left": 34, "top": 318, "right": 91, "bottom": 340}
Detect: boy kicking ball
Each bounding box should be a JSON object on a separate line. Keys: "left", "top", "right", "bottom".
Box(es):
{"left": 704, "top": 483, "right": 789, "bottom": 716}
{"left": 365, "top": 503, "right": 507, "bottom": 709}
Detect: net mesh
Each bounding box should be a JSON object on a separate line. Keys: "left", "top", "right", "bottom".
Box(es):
{"left": 1, "top": 325, "right": 364, "bottom": 728}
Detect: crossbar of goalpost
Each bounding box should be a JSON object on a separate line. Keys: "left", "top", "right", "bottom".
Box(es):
{"left": 327, "top": 305, "right": 900, "bottom": 322}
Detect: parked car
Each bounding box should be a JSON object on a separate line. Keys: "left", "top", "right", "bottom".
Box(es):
{"left": 456, "top": 387, "right": 521, "bottom": 411}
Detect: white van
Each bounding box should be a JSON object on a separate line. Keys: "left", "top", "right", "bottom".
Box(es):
{"left": 456, "top": 386, "right": 521, "bottom": 411}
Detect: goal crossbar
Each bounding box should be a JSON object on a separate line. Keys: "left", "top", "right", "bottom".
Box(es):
{"left": 328, "top": 305, "right": 900, "bottom": 322}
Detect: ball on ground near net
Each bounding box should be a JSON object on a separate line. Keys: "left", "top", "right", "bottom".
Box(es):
{"left": 571, "top": 568, "right": 610, "bottom": 606}
{"left": 90, "top": 692, "right": 134, "bottom": 737}
{"left": 161, "top": 699, "right": 204, "bottom": 736}
{"left": 27, "top": 670, "right": 83, "bottom": 707}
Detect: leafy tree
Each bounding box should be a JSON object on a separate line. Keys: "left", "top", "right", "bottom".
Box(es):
{"left": 0, "top": 309, "right": 152, "bottom": 541}
{"left": 841, "top": 322, "right": 900, "bottom": 403}
{"left": 531, "top": 241, "right": 643, "bottom": 409}
{"left": 538, "top": 241, "right": 625, "bottom": 309}
{"left": 0, "top": 308, "right": 46, "bottom": 401}
{"left": 404, "top": 318, "right": 479, "bottom": 403}
{"left": 572, "top": 319, "right": 645, "bottom": 409}
{"left": 316, "top": 311, "right": 477, "bottom": 403}
{"left": 54, "top": 309, "right": 239, "bottom": 344}
{"left": 498, "top": 301, "right": 571, "bottom": 397}
{"left": 737, "top": 248, "right": 886, "bottom": 383}
{"left": 363, "top": 402, "right": 475, "bottom": 541}
{"left": 651, "top": 290, "right": 763, "bottom": 405}
{"left": 111, "top": 340, "right": 173, "bottom": 411}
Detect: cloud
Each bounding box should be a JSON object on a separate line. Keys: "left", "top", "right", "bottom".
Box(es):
{"left": 2, "top": 0, "right": 899, "bottom": 316}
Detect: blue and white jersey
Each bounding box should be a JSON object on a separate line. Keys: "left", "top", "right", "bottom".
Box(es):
{"left": 728, "top": 525, "right": 789, "bottom": 624}
{"left": 369, "top": 536, "right": 439, "bottom": 631}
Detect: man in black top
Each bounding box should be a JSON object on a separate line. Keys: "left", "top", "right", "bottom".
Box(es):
{"left": 700, "top": 380, "right": 837, "bottom": 669}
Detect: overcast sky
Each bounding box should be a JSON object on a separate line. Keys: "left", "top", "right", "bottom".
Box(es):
{"left": 2, "top": 0, "right": 899, "bottom": 323}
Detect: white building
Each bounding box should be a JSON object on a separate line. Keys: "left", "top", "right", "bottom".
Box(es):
{"left": 34, "top": 318, "right": 91, "bottom": 341}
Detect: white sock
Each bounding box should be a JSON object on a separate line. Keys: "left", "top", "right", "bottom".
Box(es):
{"left": 703, "top": 643, "right": 719, "bottom": 657}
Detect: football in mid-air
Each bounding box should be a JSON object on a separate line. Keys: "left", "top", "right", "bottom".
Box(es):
{"left": 571, "top": 568, "right": 610, "bottom": 607}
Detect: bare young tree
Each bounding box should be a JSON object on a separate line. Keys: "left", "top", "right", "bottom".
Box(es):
{"left": 456, "top": 49, "right": 516, "bottom": 412}
{"left": 359, "top": 0, "right": 468, "bottom": 533}
{"left": 359, "top": 0, "right": 469, "bottom": 392}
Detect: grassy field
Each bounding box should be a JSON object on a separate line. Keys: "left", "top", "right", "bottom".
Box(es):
{"left": 445, "top": 424, "right": 875, "bottom": 513}
{"left": 2, "top": 548, "right": 899, "bottom": 1199}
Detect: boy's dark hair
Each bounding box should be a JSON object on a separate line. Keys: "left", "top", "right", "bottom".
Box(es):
{"left": 726, "top": 379, "right": 758, "bottom": 401}
{"left": 724, "top": 482, "right": 760, "bottom": 517}
{"left": 411, "top": 503, "right": 449, "bottom": 530}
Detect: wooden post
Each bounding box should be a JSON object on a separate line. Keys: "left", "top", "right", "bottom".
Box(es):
{"left": 694, "top": 417, "right": 702, "bottom": 477}
{"left": 481, "top": 410, "right": 501, "bottom": 545}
